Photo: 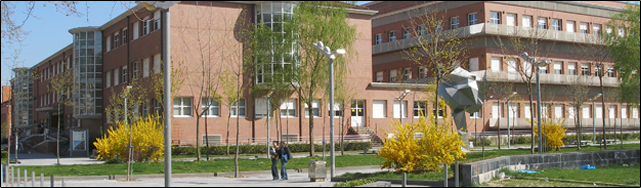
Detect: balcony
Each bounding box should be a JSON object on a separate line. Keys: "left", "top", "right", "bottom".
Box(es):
{"left": 471, "top": 70, "right": 620, "bottom": 87}
{"left": 373, "top": 23, "right": 606, "bottom": 55}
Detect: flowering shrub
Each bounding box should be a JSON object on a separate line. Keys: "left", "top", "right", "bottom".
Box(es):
{"left": 529, "top": 118, "right": 567, "bottom": 151}
{"left": 94, "top": 114, "right": 165, "bottom": 162}
{"left": 377, "top": 111, "right": 466, "bottom": 173}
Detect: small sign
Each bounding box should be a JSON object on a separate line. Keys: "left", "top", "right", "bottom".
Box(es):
{"left": 72, "top": 129, "right": 87, "bottom": 151}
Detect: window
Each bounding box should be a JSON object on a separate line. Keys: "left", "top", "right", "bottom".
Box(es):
{"left": 231, "top": 99, "right": 246, "bottom": 117}
{"left": 541, "top": 104, "right": 550, "bottom": 118}
{"left": 568, "top": 105, "right": 576, "bottom": 118}
{"left": 417, "top": 24, "right": 426, "bottom": 36}
{"left": 595, "top": 105, "right": 603, "bottom": 118}
{"left": 490, "top": 12, "right": 501, "bottom": 24}
{"left": 351, "top": 100, "right": 364, "bottom": 117}
{"left": 606, "top": 27, "right": 612, "bottom": 35}
{"left": 375, "top": 71, "right": 383, "bottom": 82}
{"left": 106, "top": 71, "right": 111, "bottom": 88}
{"left": 432, "top": 106, "right": 444, "bottom": 118}
{"left": 413, "top": 101, "right": 427, "bottom": 118}
{"left": 468, "top": 13, "right": 477, "bottom": 25}
{"left": 173, "top": 97, "right": 192, "bottom": 117}
{"left": 113, "top": 32, "right": 119, "bottom": 48}
{"left": 280, "top": 99, "right": 296, "bottom": 117}
{"left": 202, "top": 135, "right": 222, "bottom": 145}
{"left": 402, "top": 28, "right": 411, "bottom": 39}
{"left": 618, "top": 28, "right": 624, "bottom": 37}
{"left": 592, "top": 24, "right": 601, "bottom": 34}
{"left": 133, "top": 21, "right": 139, "bottom": 40}
{"left": 388, "top": 31, "right": 396, "bottom": 42}
{"left": 435, "top": 21, "right": 443, "bottom": 32}
{"left": 154, "top": 54, "right": 161, "bottom": 74}
{"left": 522, "top": 15, "right": 532, "bottom": 28}
{"left": 633, "top": 107, "right": 639, "bottom": 119}
{"left": 142, "top": 99, "right": 149, "bottom": 118}
{"left": 568, "top": 62, "right": 576, "bottom": 75}
{"left": 524, "top": 105, "right": 531, "bottom": 119}
{"left": 506, "top": 13, "right": 516, "bottom": 26}
{"left": 114, "top": 68, "right": 120, "bottom": 85}
{"left": 554, "top": 62, "right": 562, "bottom": 74}
{"left": 328, "top": 102, "right": 343, "bottom": 117}
{"left": 621, "top": 105, "right": 627, "bottom": 119}
{"left": 153, "top": 11, "right": 161, "bottom": 31}
{"left": 372, "top": 100, "right": 386, "bottom": 118}
{"left": 304, "top": 100, "right": 320, "bottom": 117}
{"left": 538, "top": 17, "right": 547, "bottom": 29}
{"left": 375, "top": 33, "right": 382, "bottom": 45}
{"left": 491, "top": 57, "right": 501, "bottom": 71}
{"left": 133, "top": 61, "right": 139, "bottom": 80}
{"left": 469, "top": 58, "right": 479, "bottom": 71}
{"left": 508, "top": 103, "right": 519, "bottom": 118}
{"left": 581, "top": 64, "right": 589, "bottom": 76}
{"left": 106, "top": 36, "right": 111, "bottom": 52}
{"left": 579, "top": 22, "right": 588, "bottom": 34}
{"left": 143, "top": 58, "right": 150, "bottom": 78}
{"left": 566, "top": 20, "right": 575, "bottom": 33}
{"left": 393, "top": 100, "right": 406, "bottom": 118}
{"left": 142, "top": 17, "right": 150, "bottom": 35}
{"left": 507, "top": 59, "right": 516, "bottom": 72}
{"left": 418, "top": 66, "right": 428, "bottom": 78}
{"left": 609, "top": 105, "right": 616, "bottom": 118}
{"left": 554, "top": 105, "right": 563, "bottom": 118}
{"left": 552, "top": 19, "right": 561, "bottom": 31}
{"left": 607, "top": 66, "right": 615, "bottom": 77}
{"left": 122, "top": 28, "right": 128, "bottom": 45}
{"left": 202, "top": 98, "right": 220, "bottom": 117}
{"left": 403, "top": 68, "right": 411, "bottom": 80}
{"left": 450, "top": 17, "right": 459, "bottom": 29}
{"left": 594, "top": 64, "right": 602, "bottom": 77}
{"left": 122, "top": 65, "right": 128, "bottom": 83}
{"left": 254, "top": 98, "right": 268, "bottom": 117}
{"left": 492, "top": 102, "right": 502, "bottom": 118}
{"left": 389, "top": 70, "right": 397, "bottom": 82}
{"left": 582, "top": 105, "right": 590, "bottom": 118}
{"left": 470, "top": 110, "right": 481, "bottom": 118}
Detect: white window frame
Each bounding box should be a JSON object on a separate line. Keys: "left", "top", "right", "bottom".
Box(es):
{"left": 507, "top": 59, "right": 516, "bottom": 72}
{"left": 113, "top": 32, "right": 119, "bottom": 49}
{"left": 143, "top": 58, "right": 150, "bottom": 78}
{"left": 450, "top": 17, "right": 459, "bottom": 29}
{"left": 579, "top": 22, "right": 588, "bottom": 34}
{"left": 393, "top": 100, "right": 407, "bottom": 118}
{"left": 389, "top": 70, "right": 397, "bottom": 82}
{"left": 492, "top": 102, "right": 502, "bottom": 118}
{"left": 607, "top": 66, "right": 615, "bottom": 77}
{"left": 469, "top": 58, "right": 479, "bottom": 71}
{"left": 506, "top": 13, "right": 516, "bottom": 26}
{"left": 554, "top": 104, "right": 563, "bottom": 118}
{"left": 537, "top": 17, "right": 547, "bottom": 29}
{"left": 413, "top": 101, "right": 427, "bottom": 118}
{"left": 568, "top": 62, "right": 577, "bottom": 75}
{"left": 490, "top": 11, "right": 501, "bottom": 24}
{"left": 122, "top": 28, "right": 128, "bottom": 45}
{"left": 173, "top": 97, "right": 193, "bottom": 117}
{"left": 106, "top": 71, "right": 111, "bottom": 88}
{"left": 566, "top": 20, "right": 575, "bottom": 33}
{"left": 522, "top": 15, "right": 532, "bottom": 28}
{"left": 581, "top": 64, "right": 590, "bottom": 76}
{"left": 609, "top": 105, "right": 616, "bottom": 118}
{"left": 582, "top": 105, "right": 591, "bottom": 118}
{"left": 470, "top": 110, "right": 481, "bottom": 119}
{"left": 133, "top": 21, "right": 139, "bottom": 40}
{"left": 468, "top": 13, "right": 477, "bottom": 26}
{"left": 552, "top": 19, "right": 561, "bottom": 31}
{"left": 142, "top": 16, "right": 150, "bottom": 35}
{"left": 114, "top": 68, "right": 120, "bottom": 85}
{"left": 280, "top": 99, "right": 296, "bottom": 118}
{"left": 375, "top": 71, "right": 383, "bottom": 82}
{"left": 554, "top": 62, "right": 562, "bottom": 74}
{"left": 418, "top": 66, "right": 428, "bottom": 78}
{"left": 568, "top": 105, "right": 576, "bottom": 119}
{"left": 388, "top": 31, "right": 396, "bottom": 42}
{"left": 372, "top": 100, "right": 386, "bottom": 118}
{"left": 154, "top": 54, "right": 161, "bottom": 74}
{"left": 417, "top": 24, "right": 426, "bottom": 36}
{"left": 592, "top": 24, "right": 601, "bottom": 34}
{"left": 231, "top": 99, "right": 246, "bottom": 117}
{"left": 122, "top": 65, "right": 128, "bottom": 83}
{"left": 621, "top": 105, "right": 627, "bottom": 119}
{"left": 106, "top": 36, "right": 111, "bottom": 52}
{"left": 133, "top": 61, "right": 139, "bottom": 80}
{"left": 153, "top": 11, "right": 161, "bottom": 31}
{"left": 328, "top": 102, "right": 343, "bottom": 118}
{"left": 202, "top": 97, "right": 220, "bottom": 117}
{"left": 304, "top": 99, "right": 320, "bottom": 118}
{"left": 375, "top": 33, "right": 382, "bottom": 45}
{"left": 491, "top": 57, "right": 501, "bottom": 72}
{"left": 403, "top": 68, "right": 411, "bottom": 80}
{"left": 402, "top": 28, "right": 410, "bottom": 39}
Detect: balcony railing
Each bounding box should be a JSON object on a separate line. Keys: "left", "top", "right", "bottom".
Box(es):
{"left": 471, "top": 70, "right": 620, "bottom": 87}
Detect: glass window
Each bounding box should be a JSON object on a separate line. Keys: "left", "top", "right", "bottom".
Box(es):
{"left": 280, "top": 99, "right": 296, "bottom": 117}
{"left": 114, "top": 68, "right": 119, "bottom": 85}
{"left": 375, "top": 34, "right": 382, "bottom": 44}
{"left": 468, "top": 13, "right": 477, "bottom": 25}
{"left": 417, "top": 24, "right": 426, "bottom": 36}
{"left": 388, "top": 31, "right": 396, "bottom": 42}
{"left": 402, "top": 28, "right": 411, "bottom": 39}
{"left": 231, "top": 99, "right": 246, "bottom": 117}
{"left": 432, "top": 107, "right": 444, "bottom": 118}
{"left": 376, "top": 71, "right": 383, "bottom": 82}
{"left": 492, "top": 102, "right": 502, "bottom": 118}
{"left": 592, "top": 24, "right": 601, "bottom": 34}
{"left": 393, "top": 100, "right": 406, "bottom": 118}
{"left": 470, "top": 110, "right": 481, "bottom": 119}
{"left": 413, "top": 101, "right": 427, "bottom": 118}
{"left": 450, "top": 17, "right": 459, "bottom": 29}
{"left": 122, "top": 66, "right": 128, "bottom": 83}
{"left": 580, "top": 22, "right": 588, "bottom": 34}
{"left": 554, "top": 62, "right": 562, "bottom": 74}
{"left": 372, "top": 100, "right": 386, "bottom": 118}
{"left": 327, "top": 102, "right": 343, "bottom": 117}
{"left": 491, "top": 57, "right": 501, "bottom": 71}
{"left": 351, "top": 100, "right": 364, "bottom": 117}
{"left": 113, "top": 32, "right": 119, "bottom": 48}
{"left": 202, "top": 98, "right": 220, "bottom": 117}
{"left": 522, "top": 15, "right": 532, "bottom": 28}
{"left": 122, "top": 28, "right": 128, "bottom": 45}
{"left": 142, "top": 17, "right": 150, "bottom": 35}
{"left": 106, "top": 71, "right": 111, "bottom": 88}
{"left": 568, "top": 62, "right": 576, "bottom": 75}
{"left": 506, "top": 13, "right": 516, "bottom": 26}
{"left": 389, "top": 70, "right": 397, "bottom": 82}
{"left": 304, "top": 99, "right": 320, "bottom": 117}
{"left": 538, "top": 65, "right": 548, "bottom": 74}
{"left": 618, "top": 28, "right": 624, "bottom": 37}
{"left": 403, "top": 68, "right": 411, "bottom": 80}
{"left": 469, "top": 58, "right": 479, "bottom": 71}
{"left": 133, "top": 62, "right": 139, "bottom": 80}
{"left": 566, "top": 20, "right": 575, "bottom": 33}
{"left": 153, "top": 11, "right": 161, "bottom": 31}
{"left": 490, "top": 12, "right": 501, "bottom": 24}
{"left": 538, "top": 17, "right": 547, "bottom": 29}
{"left": 418, "top": 66, "right": 428, "bottom": 78}
{"left": 581, "top": 64, "right": 590, "bottom": 76}
{"left": 552, "top": 19, "right": 561, "bottom": 31}
{"left": 173, "top": 97, "right": 192, "bottom": 117}
{"left": 607, "top": 66, "right": 615, "bottom": 77}
{"left": 594, "top": 64, "right": 602, "bottom": 77}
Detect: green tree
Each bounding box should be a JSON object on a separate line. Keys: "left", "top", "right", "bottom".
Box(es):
{"left": 47, "top": 64, "right": 75, "bottom": 165}
{"left": 607, "top": 4, "right": 640, "bottom": 109}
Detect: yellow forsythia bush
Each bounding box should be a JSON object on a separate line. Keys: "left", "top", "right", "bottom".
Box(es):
{"left": 530, "top": 118, "right": 567, "bottom": 151}
{"left": 94, "top": 114, "right": 165, "bottom": 162}
{"left": 377, "top": 111, "right": 466, "bottom": 173}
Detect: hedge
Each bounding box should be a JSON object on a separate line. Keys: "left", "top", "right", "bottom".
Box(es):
{"left": 172, "top": 142, "right": 372, "bottom": 156}
{"left": 1, "top": 151, "right": 7, "bottom": 160}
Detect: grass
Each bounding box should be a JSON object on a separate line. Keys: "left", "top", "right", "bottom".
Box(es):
{"left": 11, "top": 143, "right": 641, "bottom": 178}
{"left": 505, "top": 163, "right": 640, "bottom": 186}
{"left": 475, "top": 179, "right": 616, "bottom": 187}
{"left": 333, "top": 179, "right": 376, "bottom": 187}
{"left": 338, "top": 167, "right": 454, "bottom": 181}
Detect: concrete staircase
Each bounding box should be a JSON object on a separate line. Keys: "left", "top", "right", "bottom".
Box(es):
{"left": 348, "top": 127, "right": 384, "bottom": 148}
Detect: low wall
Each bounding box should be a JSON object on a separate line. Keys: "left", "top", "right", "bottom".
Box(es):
{"left": 459, "top": 149, "right": 640, "bottom": 187}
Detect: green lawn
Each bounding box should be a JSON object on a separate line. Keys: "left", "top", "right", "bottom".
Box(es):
{"left": 475, "top": 179, "right": 616, "bottom": 187}
{"left": 10, "top": 143, "right": 641, "bottom": 178}
{"left": 504, "top": 163, "right": 640, "bottom": 186}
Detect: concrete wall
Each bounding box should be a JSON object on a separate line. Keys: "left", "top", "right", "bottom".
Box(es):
{"left": 459, "top": 149, "right": 640, "bottom": 187}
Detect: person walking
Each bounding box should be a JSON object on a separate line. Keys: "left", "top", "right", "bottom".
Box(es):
{"left": 278, "top": 142, "right": 293, "bottom": 180}
{"left": 270, "top": 141, "right": 280, "bottom": 180}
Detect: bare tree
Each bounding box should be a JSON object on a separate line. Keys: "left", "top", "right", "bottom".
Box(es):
{"left": 562, "top": 76, "right": 592, "bottom": 150}
{"left": 572, "top": 33, "right": 611, "bottom": 149}
{"left": 47, "top": 61, "right": 75, "bottom": 165}
{"left": 399, "top": 8, "right": 468, "bottom": 124}
{"left": 492, "top": 15, "right": 557, "bottom": 153}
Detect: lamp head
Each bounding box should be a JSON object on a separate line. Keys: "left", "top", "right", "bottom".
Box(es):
{"left": 537, "top": 60, "right": 550, "bottom": 67}
{"left": 323, "top": 46, "right": 331, "bottom": 55}
{"left": 520, "top": 52, "right": 529, "bottom": 60}
{"left": 596, "top": 93, "right": 602, "bottom": 98}
{"left": 335, "top": 49, "right": 346, "bottom": 55}
{"left": 267, "top": 91, "right": 274, "bottom": 97}
{"left": 404, "top": 89, "right": 411, "bottom": 94}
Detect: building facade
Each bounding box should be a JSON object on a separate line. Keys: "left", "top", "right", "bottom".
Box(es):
{"left": 364, "top": 1, "right": 639, "bottom": 136}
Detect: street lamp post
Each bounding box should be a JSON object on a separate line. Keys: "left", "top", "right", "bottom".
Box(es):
{"left": 397, "top": 90, "right": 410, "bottom": 125}
{"left": 121, "top": 85, "right": 132, "bottom": 181}
{"left": 266, "top": 91, "right": 273, "bottom": 159}
{"left": 505, "top": 92, "right": 517, "bottom": 148}
{"left": 139, "top": 1, "right": 179, "bottom": 186}
{"left": 590, "top": 93, "right": 602, "bottom": 143}
{"left": 520, "top": 52, "right": 550, "bottom": 154}
{"left": 313, "top": 41, "right": 345, "bottom": 178}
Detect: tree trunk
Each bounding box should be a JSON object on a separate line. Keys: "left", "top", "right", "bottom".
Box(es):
{"left": 205, "top": 114, "right": 209, "bottom": 161}
{"left": 528, "top": 92, "right": 535, "bottom": 154}
{"left": 308, "top": 87, "right": 315, "bottom": 157}
{"left": 56, "top": 103, "right": 61, "bottom": 165}
{"left": 234, "top": 84, "right": 241, "bottom": 177}
{"left": 226, "top": 110, "right": 231, "bottom": 156}
{"left": 196, "top": 115, "right": 201, "bottom": 161}
{"left": 598, "top": 75, "right": 607, "bottom": 150}
{"left": 576, "top": 105, "right": 581, "bottom": 150}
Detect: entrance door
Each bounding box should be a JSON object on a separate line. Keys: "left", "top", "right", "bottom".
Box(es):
{"left": 351, "top": 100, "right": 365, "bottom": 127}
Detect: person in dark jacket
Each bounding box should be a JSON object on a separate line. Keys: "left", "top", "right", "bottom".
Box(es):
{"left": 277, "top": 142, "right": 293, "bottom": 180}
{"left": 270, "top": 141, "right": 280, "bottom": 180}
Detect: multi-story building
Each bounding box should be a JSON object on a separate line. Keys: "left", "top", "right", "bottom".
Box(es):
{"left": 364, "top": 1, "right": 639, "bottom": 137}
{"left": 1, "top": 86, "right": 11, "bottom": 139}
